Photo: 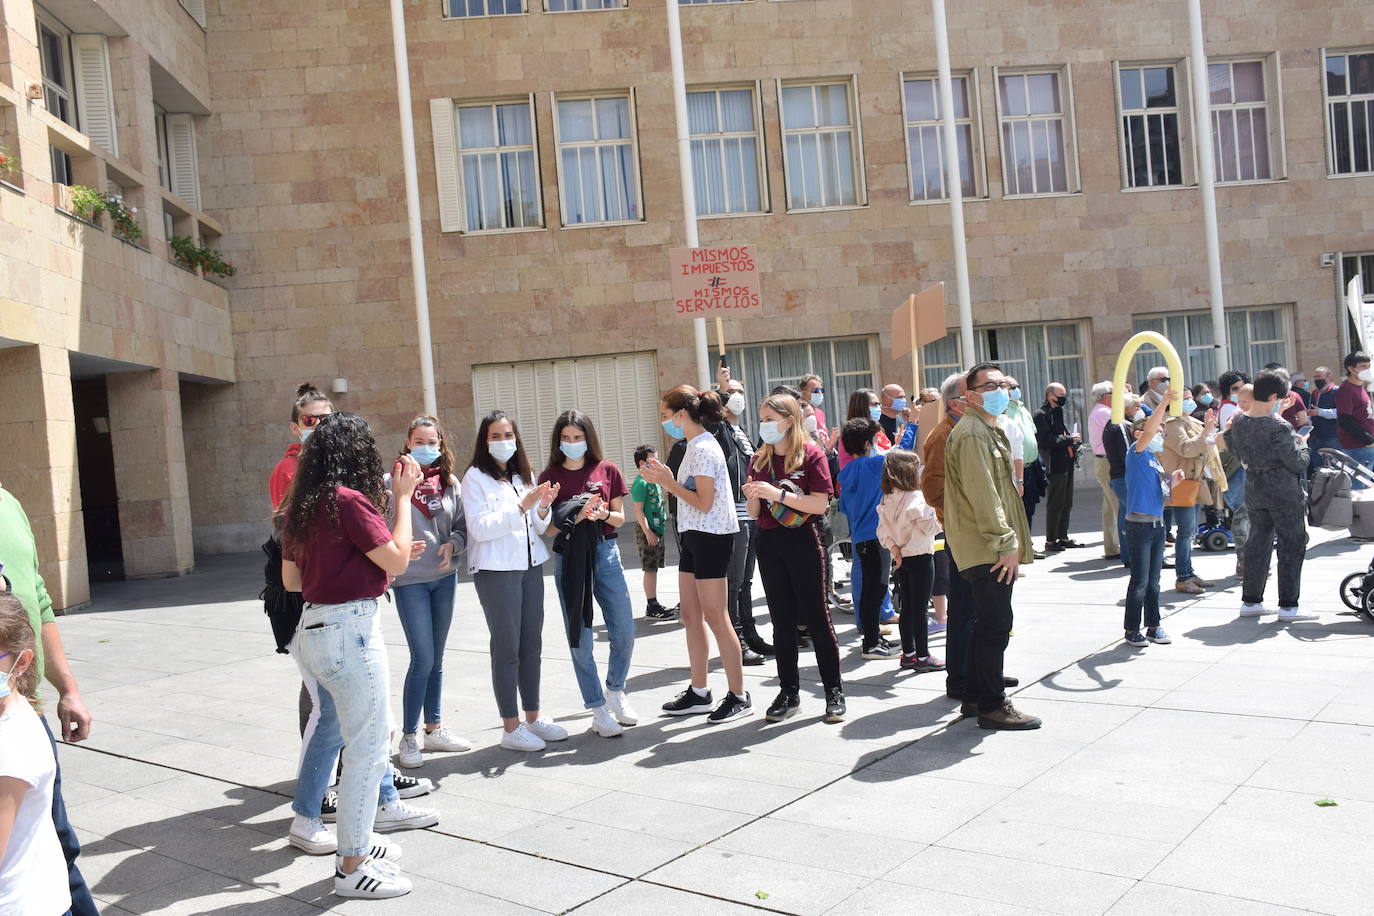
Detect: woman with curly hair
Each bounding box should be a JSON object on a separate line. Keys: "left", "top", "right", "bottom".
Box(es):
{"left": 281, "top": 412, "right": 432, "bottom": 899}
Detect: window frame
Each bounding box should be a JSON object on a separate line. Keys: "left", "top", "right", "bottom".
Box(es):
{"left": 154, "top": 104, "right": 172, "bottom": 192}
{"left": 720, "top": 334, "right": 879, "bottom": 441}
{"left": 898, "top": 69, "right": 987, "bottom": 204}
{"left": 1207, "top": 54, "right": 1285, "bottom": 186}
{"left": 544, "top": 0, "right": 624, "bottom": 11}
{"left": 1339, "top": 252, "right": 1374, "bottom": 354}
{"left": 1113, "top": 59, "right": 1192, "bottom": 191}
{"left": 1129, "top": 305, "right": 1294, "bottom": 384}
{"left": 452, "top": 94, "right": 546, "bottom": 235}
{"left": 775, "top": 75, "right": 868, "bottom": 214}
{"left": 443, "top": 0, "right": 527, "bottom": 18}
{"left": 36, "top": 8, "right": 76, "bottom": 128}
{"left": 1321, "top": 46, "right": 1374, "bottom": 178}
{"left": 550, "top": 88, "right": 646, "bottom": 229}
{"left": 993, "top": 64, "right": 1082, "bottom": 199}
{"left": 686, "top": 81, "right": 769, "bottom": 219}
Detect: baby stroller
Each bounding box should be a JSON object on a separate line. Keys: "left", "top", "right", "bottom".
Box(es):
{"left": 1196, "top": 503, "right": 1234, "bottom": 552}
{"left": 1314, "top": 448, "right": 1374, "bottom": 621}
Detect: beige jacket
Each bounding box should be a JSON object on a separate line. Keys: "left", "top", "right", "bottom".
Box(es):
{"left": 877, "top": 489, "right": 942, "bottom": 559}
{"left": 1159, "top": 415, "right": 1225, "bottom": 506}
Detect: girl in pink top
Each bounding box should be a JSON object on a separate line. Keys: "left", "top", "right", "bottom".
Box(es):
{"left": 876, "top": 450, "right": 945, "bottom": 672}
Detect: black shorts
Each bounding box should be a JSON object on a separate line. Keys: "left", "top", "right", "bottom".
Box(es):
{"left": 679, "top": 530, "right": 735, "bottom": 580}
{"left": 932, "top": 541, "right": 951, "bottom": 596}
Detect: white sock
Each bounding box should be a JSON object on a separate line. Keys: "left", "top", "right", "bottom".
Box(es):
{"left": 732, "top": 691, "right": 748, "bottom": 701}
{"left": 690, "top": 685, "right": 710, "bottom": 698}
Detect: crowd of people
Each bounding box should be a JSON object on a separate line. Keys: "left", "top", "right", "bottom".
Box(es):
{"left": 0, "top": 349, "right": 1363, "bottom": 906}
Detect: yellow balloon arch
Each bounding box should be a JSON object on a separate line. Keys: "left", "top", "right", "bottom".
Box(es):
{"left": 1111, "top": 331, "right": 1185, "bottom": 424}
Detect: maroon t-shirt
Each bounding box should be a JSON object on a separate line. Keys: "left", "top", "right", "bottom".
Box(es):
{"left": 747, "top": 441, "right": 834, "bottom": 530}
{"left": 1335, "top": 380, "right": 1374, "bottom": 449}
{"left": 287, "top": 486, "right": 394, "bottom": 604}
{"left": 539, "top": 460, "right": 629, "bottom": 538}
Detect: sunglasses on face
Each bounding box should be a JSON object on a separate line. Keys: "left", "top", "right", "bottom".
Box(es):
{"left": 300, "top": 414, "right": 328, "bottom": 427}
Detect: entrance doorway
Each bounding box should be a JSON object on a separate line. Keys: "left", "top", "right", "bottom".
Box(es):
{"left": 72, "top": 377, "right": 124, "bottom": 580}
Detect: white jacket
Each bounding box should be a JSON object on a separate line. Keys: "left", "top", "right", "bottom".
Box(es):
{"left": 460, "top": 467, "right": 551, "bottom": 573}
{"left": 876, "top": 488, "right": 942, "bottom": 559}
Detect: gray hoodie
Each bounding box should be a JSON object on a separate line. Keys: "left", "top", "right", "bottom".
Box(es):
{"left": 389, "top": 474, "right": 467, "bottom": 587}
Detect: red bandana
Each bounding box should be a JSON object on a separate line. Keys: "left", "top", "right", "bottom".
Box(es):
{"left": 411, "top": 466, "right": 445, "bottom": 519}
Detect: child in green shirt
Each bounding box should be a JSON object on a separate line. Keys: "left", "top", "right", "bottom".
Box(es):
{"left": 630, "top": 445, "right": 673, "bottom": 619}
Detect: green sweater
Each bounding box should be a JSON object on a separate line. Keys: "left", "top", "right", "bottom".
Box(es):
{"left": 0, "top": 488, "right": 55, "bottom": 677}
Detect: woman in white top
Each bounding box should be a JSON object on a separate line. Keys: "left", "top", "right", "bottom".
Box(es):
{"left": 0, "top": 596, "right": 70, "bottom": 916}
{"left": 641, "top": 385, "right": 750, "bottom": 723}
{"left": 461, "top": 411, "right": 568, "bottom": 753}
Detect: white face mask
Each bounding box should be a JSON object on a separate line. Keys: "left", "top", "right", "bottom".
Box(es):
{"left": 803, "top": 415, "right": 818, "bottom": 434}
{"left": 726, "top": 391, "right": 746, "bottom": 417}
{"left": 1360, "top": 368, "right": 1374, "bottom": 384}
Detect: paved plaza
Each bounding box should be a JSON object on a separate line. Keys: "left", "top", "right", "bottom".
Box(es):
{"left": 52, "top": 490, "right": 1374, "bottom": 915}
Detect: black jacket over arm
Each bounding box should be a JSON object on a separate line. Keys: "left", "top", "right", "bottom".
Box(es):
{"left": 551, "top": 494, "right": 597, "bottom": 649}
{"left": 1034, "top": 402, "right": 1077, "bottom": 475}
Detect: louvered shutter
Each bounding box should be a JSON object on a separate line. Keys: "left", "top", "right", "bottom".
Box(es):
{"left": 71, "top": 34, "right": 118, "bottom": 156}
{"left": 180, "top": 0, "right": 207, "bottom": 28}
{"left": 166, "top": 113, "right": 200, "bottom": 208}
{"left": 429, "top": 99, "right": 462, "bottom": 233}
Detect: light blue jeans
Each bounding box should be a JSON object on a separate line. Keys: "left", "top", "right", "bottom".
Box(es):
{"left": 1170, "top": 503, "right": 1199, "bottom": 581}
{"left": 393, "top": 574, "right": 457, "bottom": 735}
{"left": 1344, "top": 445, "right": 1374, "bottom": 489}
{"left": 554, "top": 538, "right": 636, "bottom": 709}
{"left": 295, "top": 598, "right": 393, "bottom": 858}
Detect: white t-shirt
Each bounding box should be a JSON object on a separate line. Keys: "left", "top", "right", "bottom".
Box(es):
{"left": 0, "top": 699, "right": 69, "bottom": 916}
{"left": 676, "top": 432, "right": 740, "bottom": 536}
{"left": 996, "top": 415, "right": 1024, "bottom": 467}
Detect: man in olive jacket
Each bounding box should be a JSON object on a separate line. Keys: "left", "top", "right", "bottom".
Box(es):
{"left": 945, "top": 363, "right": 1041, "bottom": 731}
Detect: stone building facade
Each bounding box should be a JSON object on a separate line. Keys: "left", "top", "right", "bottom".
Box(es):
{"left": 1, "top": 0, "right": 1371, "bottom": 606}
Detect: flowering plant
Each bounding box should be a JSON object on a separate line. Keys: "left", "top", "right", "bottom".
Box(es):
{"left": 0, "top": 146, "right": 15, "bottom": 177}
{"left": 169, "top": 234, "right": 236, "bottom": 278}
{"left": 65, "top": 185, "right": 142, "bottom": 242}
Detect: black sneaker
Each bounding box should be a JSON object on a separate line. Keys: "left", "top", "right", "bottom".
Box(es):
{"left": 320, "top": 790, "right": 338, "bottom": 823}
{"left": 661, "top": 688, "right": 713, "bottom": 716}
{"left": 646, "top": 602, "right": 677, "bottom": 620}
{"left": 861, "top": 643, "right": 895, "bottom": 660}
{"left": 741, "top": 647, "right": 765, "bottom": 666}
{"left": 707, "top": 691, "right": 752, "bottom": 723}
{"left": 824, "top": 688, "right": 846, "bottom": 723}
{"left": 764, "top": 690, "right": 800, "bottom": 722}
{"left": 392, "top": 773, "right": 433, "bottom": 799}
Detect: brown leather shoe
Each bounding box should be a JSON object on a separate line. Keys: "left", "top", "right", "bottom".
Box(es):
{"left": 977, "top": 703, "right": 1042, "bottom": 730}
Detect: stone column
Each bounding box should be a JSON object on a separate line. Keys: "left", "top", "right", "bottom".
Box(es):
{"left": 0, "top": 344, "right": 88, "bottom": 610}
{"left": 107, "top": 369, "right": 194, "bottom": 578}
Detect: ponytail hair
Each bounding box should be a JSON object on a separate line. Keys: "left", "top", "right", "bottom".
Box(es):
{"left": 662, "top": 384, "right": 727, "bottom": 428}
{"left": 291, "top": 383, "right": 333, "bottom": 424}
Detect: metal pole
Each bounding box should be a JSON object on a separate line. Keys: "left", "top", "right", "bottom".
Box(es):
{"left": 388, "top": 0, "right": 438, "bottom": 416}
{"left": 931, "top": 0, "right": 975, "bottom": 368}
{"left": 665, "top": 0, "right": 711, "bottom": 391}
{"left": 1187, "top": 0, "right": 1229, "bottom": 371}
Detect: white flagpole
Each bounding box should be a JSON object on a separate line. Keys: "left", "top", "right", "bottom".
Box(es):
{"left": 388, "top": 0, "right": 437, "bottom": 416}
{"left": 665, "top": 0, "right": 712, "bottom": 391}
{"left": 1187, "top": 0, "right": 1230, "bottom": 371}
{"left": 931, "top": 0, "right": 975, "bottom": 368}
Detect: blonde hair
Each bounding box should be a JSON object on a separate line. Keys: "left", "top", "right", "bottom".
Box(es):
{"left": 752, "top": 394, "right": 809, "bottom": 475}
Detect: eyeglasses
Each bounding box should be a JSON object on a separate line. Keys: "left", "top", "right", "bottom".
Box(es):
{"left": 969, "top": 381, "right": 1010, "bottom": 393}
{"left": 299, "top": 413, "right": 329, "bottom": 427}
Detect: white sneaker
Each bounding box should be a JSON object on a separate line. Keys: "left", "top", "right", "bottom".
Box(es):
{"left": 397, "top": 733, "right": 422, "bottom": 769}
{"left": 422, "top": 726, "right": 472, "bottom": 753}
{"left": 605, "top": 689, "right": 639, "bottom": 726}
{"left": 1278, "top": 607, "right": 1318, "bottom": 622}
{"left": 334, "top": 857, "right": 412, "bottom": 899}
{"left": 334, "top": 837, "right": 402, "bottom": 864}
{"left": 590, "top": 705, "right": 625, "bottom": 737}
{"left": 372, "top": 799, "right": 439, "bottom": 833}
{"left": 500, "top": 723, "right": 546, "bottom": 752}
{"left": 1239, "top": 603, "right": 1278, "bottom": 617}
{"left": 526, "top": 716, "right": 569, "bottom": 742}
{"left": 288, "top": 816, "right": 337, "bottom": 855}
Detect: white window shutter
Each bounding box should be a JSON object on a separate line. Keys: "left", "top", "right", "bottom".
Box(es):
{"left": 166, "top": 113, "right": 200, "bottom": 208}
{"left": 429, "top": 98, "right": 462, "bottom": 233}
{"left": 71, "top": 34, "right": 118, "bottom": 156}
{"left": 180, "top": 0, "right": 207, "bottom": 28}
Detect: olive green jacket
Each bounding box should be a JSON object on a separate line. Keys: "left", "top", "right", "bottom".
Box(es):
{"left": 943, "top": 411, "right": 1034, "bottom": 569}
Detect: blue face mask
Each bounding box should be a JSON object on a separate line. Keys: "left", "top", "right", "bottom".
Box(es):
{"left": 810, "top": 391, "right": 824, "bottom": 408}
{"left": 1199, "top": 393, "right": 1214, "bottom": 406}
{"left": 559, "top": 441, "right": 588, "bottom": 461}
{"left": 410, "top": 445, "right": 441, "bottom": 466}
{"left": 662, "top": 417, "right": 685, "bottom": 440}
{"left": 1181, "top": 399, "right": 1197, "bottom": 415}
{"left": 758, "top": 421, "right": 785, "bottom": 445}
{"left": 1269, "top": 399, "right": 1283, "bottom": 414}
{"left": 488, "top": 439, "right": 518, "bottom": 463}
{"left": 299, "top": 428, "right": 313, "bottom": 443}
{"left": 1146, "top": 434, "right": 1165, "bottom": 453}
{"left": 1009, "top": 387, "right": 1022, "bottom": 402}
{"left": 868, "top": 406, "right": 882, "bottom": 422}
{"left": 891, "top": 397, "right": 908, "bottom": 412}
{"left": 0, "top": 654, "right": 18, "bottom": 702}
{"left": 980, "top": 387, "right": 1010, "bottom": 417}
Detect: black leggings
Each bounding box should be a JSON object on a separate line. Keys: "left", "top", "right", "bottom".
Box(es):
{"left": 854, "top": 539, "right": 891, "bottom": 650}
{"left": 892, "top": 554, "right": 934, "bottom": 657}
{"left": 755, "top": 523, "right": 843, "bottom": 692}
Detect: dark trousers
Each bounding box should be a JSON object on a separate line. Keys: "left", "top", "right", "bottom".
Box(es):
{"left": 945, "top": 551, "right": 975, "bottom": 694}
{"left": 892, "top": 554, "right": 934, "bottom": 658}
{"left": 41, "top": 715, "right": 99, "bottom": 916}
{"left": 1242, "top": 496, "right": 1309, "bottom": 608}
{"left": 1123, "top": 520, "right": 1166, "bottom": 632}
{"left": 756, "top": 523, "right": 843, "bottom": 691}
{"left": 854, "top": 539, "right": 891, "bottom": 650}
{"left": 1045, "top": 468, "right": 1075, "bottom": 543}
{"left": 957, "top": 564, "right": 1015, "bottom": 712}
{"left": 1022, "top": 458, "right": 1045, "bottom": 526}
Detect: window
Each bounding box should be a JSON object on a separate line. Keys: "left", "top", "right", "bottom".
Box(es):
{"left": 178, "top": 0, "right": 207, "bottom": 28}
{"left": 996, "top": 69, "right": 1076, "bottom": 196}
{"left": 1342, "top": 253, "right": 1374, "bottom": 351}
{"left": 1325, "top": 49, "right": 1374, "bottom": 176}
{"left": 455, "top": 100, "right": 542, "bottom": 231}
{"left": 155, "top": 105, "right": 171, "bottom": 192}
{"left": 1209, "top": 60, "right": 1275, "bottom": 183}
{"left": 920, "top": 321, "right": 1089, "bottom": 428}
{"left": 688, "top": 86, "right": 765, "bottom": 216}
{"left": 1117, "top": 64, "right": 1183, "bottom": 188}
{"left": 547, "top": 0, "right": 621, "bottom": 8}
{"left": 1129, "top": 306, "right": 1290, "bottom": 385}
{"left": 445, "top": 0, "right": 523, "bottom": 16}
{"left": 680, "top": 0, "right": 747, "bottom": 4}
{"left": 721, "top": 336, "right": 876, "bottom": 440}
{"left": 901, "top": 72, "right": 980, "bottom": 201}
{"left": 37, "top": 16, "right": 74, "bottom": 126}
{"left": 554, "top": 92, "right": 642, "bottom": 226}
{"left": 779, "top": 79, "right": 863, "bottom": 211}
{"left": 50, "top": 148, "right": 72, "bottom": 186}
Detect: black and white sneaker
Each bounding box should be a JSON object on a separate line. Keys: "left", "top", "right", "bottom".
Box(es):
{"left": 861, "top": 643, "right": 896, "bottom": 659}
{"left": 334, "top": 857, "right": 411, "bottom": 899}
{"left": 707, "top": 691, "right": 752, "bottom": 724}
{"left": 334, "top": 837, "right": 402, "bottom": 866}
{"left": 391, "top": 773, "right": 433, "bottom": 799}
{"left": 319, "top": 790, "right": 339, "bottom": 824}
{"left": 647, "top": 602, "right": 679, "bottom": 620}
{"left": 662, "top": 688, "right": 713, "bottom": 716}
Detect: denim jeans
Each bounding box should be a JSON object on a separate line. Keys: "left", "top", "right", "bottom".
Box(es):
{"left": 1108, "top": 478, "right": 1128, "bottom": 563}
{"left": 1170, "top": 503, "right": 1199, "bottom": 581}
{"left": 393, "top": 574, "right": 458, "bottom": 734}
{"left": 554, "top": 538, "right": 636, "bottom": 708}
{"left": 295, "top": 598, "right": 393, "bottom": 857}
{"left": 289, "top": 639, "right": 397, "bottom": 820}
{"left": 1344, "top": 445, "right": 1374, "bottom": 489}
{"left": 1123, "top": 520, "right": 1166, "bottom": 633}
{"left": 40, "top": 715, "right": 98, "bottom": 916}
{"left": 1308, "top": 435, "right": 1339, "bottom": 476}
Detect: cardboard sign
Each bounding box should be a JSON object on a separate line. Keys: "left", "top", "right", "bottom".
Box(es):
{"left": 891, "top": 283, "right": 948, "bottom": 359}
{"left": 669, "top": 245, "right": 761, "bottom": 318}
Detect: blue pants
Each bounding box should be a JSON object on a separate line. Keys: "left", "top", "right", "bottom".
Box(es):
{"left": 1109, "top": 478, "right": 1129, "bottom": 564}
{"left": 554, "top": 538, "right": 636, "bottom": 708}
{"left": 1308, "top": 435, "right": 1339, "bottom": 476}
{"left": 41, "top": 715, "right": 98, "bottom": 916}
{"left": 1123, "top": 521, "right": 1167, "bottom": 633}
{"left": 1344, "top": 445, "right": 1374, "bottom": 490}
{"left": 394, "top": 574, "right": 458, "bottom": 735}
{"left": 1170, "top": 503, "right": 1199, "bottom": 581}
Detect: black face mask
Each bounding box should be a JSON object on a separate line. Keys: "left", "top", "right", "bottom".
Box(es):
{"left": 1050, "top": 395, "right": 1064, "bottom": 407}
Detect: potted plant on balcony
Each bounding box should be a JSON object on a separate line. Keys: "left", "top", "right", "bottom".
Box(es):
{"left": 169, "top": 234, "right": 236, "bottom": 279}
